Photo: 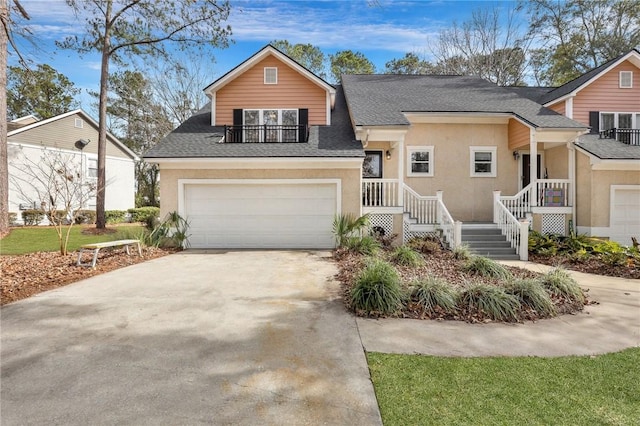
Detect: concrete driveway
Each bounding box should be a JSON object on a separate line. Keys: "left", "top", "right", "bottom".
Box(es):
{"left": 1, "top": 251, "right": 382, "bottom": 425}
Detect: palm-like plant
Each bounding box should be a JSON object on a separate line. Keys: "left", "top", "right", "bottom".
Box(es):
{"left": 332, "top": 213, "right": 370, "bottom": 247}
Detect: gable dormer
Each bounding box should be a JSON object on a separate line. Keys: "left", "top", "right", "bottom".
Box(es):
{"left": 204, "top": 45, "right": 335, "bottom": 137}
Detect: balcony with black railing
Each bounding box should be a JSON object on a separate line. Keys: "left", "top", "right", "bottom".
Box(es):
{"left": 224, "top": 124, "right": 309, "bottom": 143}
{"left": 599, "top": 128, "right": 640, "bottom": 146}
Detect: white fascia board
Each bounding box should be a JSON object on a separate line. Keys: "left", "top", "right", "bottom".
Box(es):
{"left": 355, "top": 126, "right": 408, "bottom": 143}
{"left": 8, "top": 141, "right": 136, "bottom": 163}
{"left": 403, "top": 112, "right": 512, "bottom": 124}
{"left": 535, "top": 128, "right": 589, "bottom": 143}
{"left": 148, "top": 157, "right": 363, "bottom": 170}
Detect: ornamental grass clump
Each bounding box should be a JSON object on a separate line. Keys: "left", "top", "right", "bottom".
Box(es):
{"left": 462, "top": 256, "right": 512, "bottom": 281}
{"left": 540, "top": 267, "right": 585, "bottom": 306}
{"left": 351, "top": 259, "right": 405, "bottom": 315}
{"left": 346, "top": 235, "right": 381, "bottom": 255}
{"left": 504, "top": 279, "right": 557, "bottom": 318}
{"left": 453, "top": 244, "right": 472, "bottom": 261}
{"left": 410, "top": 276, "right": 457, "bottom": 314}
{"left": 391, "top": 245, "right": 424, "bottom": 267}
{"left": 458, "top": 282, "right": 520, "bottom": 322}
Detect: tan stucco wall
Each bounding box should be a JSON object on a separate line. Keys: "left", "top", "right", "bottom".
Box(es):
{"left": 575, "top": 151, "right": 592, "bottom": 227}
{"left": 365, "top": 141, "right": 398, "bottom": 178}
{"left": 544, "top": 145, "right": 569, "bottom": 179}
{"left": 159, "top": 167, "right": 361, "bottom": 219}
{"left": 403, "top": 123, "right": 518, "bottom": 222}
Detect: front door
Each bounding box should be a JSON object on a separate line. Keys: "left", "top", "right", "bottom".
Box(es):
{"left": 363, "top": 151, "right": 383, "bottom": 206}
{"left": 522, "top": 154, "right": 541, "bottom": 188}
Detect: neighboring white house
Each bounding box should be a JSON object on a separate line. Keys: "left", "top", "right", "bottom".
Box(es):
{"left": 7, "top": 109, "right": 138, "bottom": 224}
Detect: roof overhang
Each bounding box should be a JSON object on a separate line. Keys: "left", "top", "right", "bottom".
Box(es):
{"left": 354, "top": 126, "right": 409, "bottom": 145}
{"left": 203, "top": 45, "right": 336, "bottom": 108}
{"left": 575, "top": 145, "right": 640, "bottom": 170}
{"left": 403, "top": 112, "right": 512, "bottom": 125}
{"left": 144, "top": 157, "right": 363, "bottom": 169}
{"left": 535, "top": 128, "right": 589, "bottom": 144}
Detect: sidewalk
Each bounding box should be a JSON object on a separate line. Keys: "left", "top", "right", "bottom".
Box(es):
{"left": 356, "top": 262, "right": 640, "bottom": 357}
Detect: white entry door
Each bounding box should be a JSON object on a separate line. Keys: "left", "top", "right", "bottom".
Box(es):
{"left": 183, "top": 181, "right": 338, "bottom": 249}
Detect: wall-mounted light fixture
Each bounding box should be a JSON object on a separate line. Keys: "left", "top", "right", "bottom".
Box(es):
{"left": 512, "top": 150, "right": 520, "bottom": 160}
{"left": 75, "top": 139, "right": 90, "bottom": 150}
{"left": 386, "top": 150, "right": 392, "bottom": 160}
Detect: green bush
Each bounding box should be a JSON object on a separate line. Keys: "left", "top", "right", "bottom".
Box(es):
{"left": 351, "top": 259, "right": 405, "bottom": 314}
{"left": 504, "top": 279, "right": 557, "bottom": 317}
{"left": 105, "top": 210, "right": 127, "bottom": 224}
{"left": 45, "top": 210, "right": 68, "bottom": 225}
{"left": 21, "top": 209, "right": 44, "bottom": 226}
{"left": 410, "top": 276, "right": 457, "bottom": 314}
{"left": 453, "top": 244, "right": 472, "bottom": 260}
{"left": 332, "top": 213, "right": 369, "bottom": 247}
{"left": 391, "top": 245, "right": 424, "bottom": 267}
{"left": 540, "top": 268, "right": 585, "bottom": 306}
{"left": 462, "top": 256, "right": 512, "bottom": 281}
{"left": 8, "top": 212, "right": 18, "bottom": 226}
{"left": 147, "top": 211, "right": 190, "bottom": 248}
{"left": 74, "top": 210, "right": 97, "bottom": 225}
{"left": 345, "top": 235, "right": 381, "bottom": 255}
{"left": 458, "top": 282, "right": 521, "bottom": 321}
{"left": 128, "top": 207, "right": 160, "bottom": 224}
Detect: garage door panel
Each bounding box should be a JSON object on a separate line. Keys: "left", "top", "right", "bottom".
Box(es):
{"left": 184, "top": 182, "right": 338, "bottom": 249}
{"left": 610, "top": 187, "right": 640, "bottom": 245}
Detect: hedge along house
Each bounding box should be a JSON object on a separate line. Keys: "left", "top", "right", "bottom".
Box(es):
{"left": 146, "top": 45, "right": 594, "bottom": 258}
{"left": 7, "top": 109, "right": 137, "bottom": 224}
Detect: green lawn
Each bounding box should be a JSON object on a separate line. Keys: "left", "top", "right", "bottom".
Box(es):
{"left": 0, "top": 225, "right": 146, "bottom": 255}
{"left": 368, "top": 348, "right": 640, "bottom": 425}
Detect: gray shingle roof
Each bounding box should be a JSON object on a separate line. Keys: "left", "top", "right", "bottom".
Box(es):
{"left": 505, "top": 86, "right": 555, "bottom": 103}
{"left": 341, "top": 74, "right": 586, "bottom": 129}
{"left": 575, "top": 134, "right": 640, "bottom": 160}
{"left": 144, "top": 85, "right": 363, "bottom": 159}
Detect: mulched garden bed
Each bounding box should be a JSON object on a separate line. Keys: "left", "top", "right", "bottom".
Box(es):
{"left": 529, "top": 253, "right": 640, "bottom": 279}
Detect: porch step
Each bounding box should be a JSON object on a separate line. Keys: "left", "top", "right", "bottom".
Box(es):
{"left": 460, "top": 224, "right": 519, "bottom": 260}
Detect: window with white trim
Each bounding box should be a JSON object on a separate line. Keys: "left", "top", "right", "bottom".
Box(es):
{"left": 470, "top": 146, "right": 497, "bottom": 177}
{"left": 619, "top": 71, "right": 633, "bottom": 88}
{"left": 600, "top": 112, "right": 640, "bottom": 130}
{"left": 243, "top": 109, "right": 298, "bottom": 142}
{"left": 264, "top": 67, "right": 278, "bottom": 84}
{"left": 87, "top": 158, "right": 98, "bottom": 178}
{"left": 407, "top": 146, "right": 434, "bottom": 176}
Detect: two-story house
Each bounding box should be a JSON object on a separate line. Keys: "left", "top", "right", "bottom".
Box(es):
{"left": 145, "top": 45, "right": 639, "bottom": 256}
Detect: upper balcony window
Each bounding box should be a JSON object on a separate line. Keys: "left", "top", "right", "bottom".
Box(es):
{"left": 264, "top": 67, "right": 278, "bottom": 84}
{"left": 619, "top": 71, "right": 633, "bottom": 88}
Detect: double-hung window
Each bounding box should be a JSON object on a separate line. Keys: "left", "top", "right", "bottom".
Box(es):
{"left": 407, "top": 146, "right": 434, "bottom": 177}
{"left": 87, "top": 158, "right": 98, "bottom": 179}
{"left": 470, "top": 146, "right": 497, "bottom": 177}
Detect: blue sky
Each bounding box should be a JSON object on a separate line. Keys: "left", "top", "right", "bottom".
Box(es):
{"left": 11, "top": 0, "right": 522, "bottom": 115}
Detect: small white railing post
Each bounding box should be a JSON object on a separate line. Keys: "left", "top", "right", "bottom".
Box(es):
{"left": 436, "top": 190, "right": 443, "bottom": 223}
{"left": 454, "top": 220, "right": 462, "bottom": 249}
{"left": 493, "top": 190, "right": 501, "bottom": 224}
{"left": 519, "top": 218, "right": 529, "bottom": 261}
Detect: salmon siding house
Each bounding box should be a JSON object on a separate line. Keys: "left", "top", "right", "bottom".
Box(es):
{"left": 145, "top": 45, "right": 640, "bottom": 256}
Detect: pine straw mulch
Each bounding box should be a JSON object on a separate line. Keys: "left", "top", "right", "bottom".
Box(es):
{"left": 334, "top": 246, "right": 594, "bottom": 323}
{"left": 1, "top": 247, "right": 177, "bottom": 305}
{"left": 529, "top": 253, "right": 640, "bottom": 279}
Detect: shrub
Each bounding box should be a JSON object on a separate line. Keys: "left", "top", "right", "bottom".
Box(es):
{"left": 462, "top": 256, "right": 512, "bottom": 281}
{"left": 21, "top": 209, "right": 44, "bottom": 226}
{"left": 105, "top": 210, "right": 127, "bottom": 224}
{"left": 148, "top": 211, "right": 190, "bottom": 248}
{"left": 8, "top": 212, "right": 18, "bottom": 226}
{"left": 407, "top": 235, "right": 442, "bottom": 254}
{"left": 457, "top": 282, "right": 520, "bottom": 321}
{"left": 391, "top": 245, "right": 423, "bottom": 267}
{"left": 345, "top": 235, "right": 381, "bottom": 255}
{"left": 351, "top": 259, "right": 405, "bottom": 314}
{"left": 540, "top": 268, "right": 585, "bottom": 306}
{"left": 45, "top": 210, "right": 68, "bottom": 225}
{"left": 504, "top": 279, "right": 557, "bottom": 317}
{"left": 74, "top": 210, "right": 97, "bottom": 224}
{"left": 453, "top": 244, "right": 472, "bottom": 261}
{"left": 128, "top": 207, "right": 160, "bottom": 224}
{"left": 410, "top": 276, "right": 457, "bottom": 314}
{"left": 332, "top": 213, "right": 369, "bottom": 247}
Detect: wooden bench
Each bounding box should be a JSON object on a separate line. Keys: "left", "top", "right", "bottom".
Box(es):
{"left": 77, "top": 239, "right": 142, "bottom": 268}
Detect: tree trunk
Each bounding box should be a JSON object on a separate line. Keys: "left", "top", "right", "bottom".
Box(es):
{"left": 95, "top": 0, "right": 112, "bottom": 229}
{"left": 0, "top": 0, "right": 10, "bottom": 237}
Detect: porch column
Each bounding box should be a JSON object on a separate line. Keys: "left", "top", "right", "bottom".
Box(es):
{"left": 530, "top": 129, "right": 538, "bottom": 207}
{"left": 396, "top": 135, "right": 405, "bottom": 206}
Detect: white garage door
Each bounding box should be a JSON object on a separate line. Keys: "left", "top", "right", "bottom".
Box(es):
{"left": 184, "top": 182, "right": 337, "bottom": 249}
{"left": 610, "top": 186, "right": 640, "bottom": 245}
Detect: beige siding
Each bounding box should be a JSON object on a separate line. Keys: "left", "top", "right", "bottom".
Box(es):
{"left": 572, "top": 61, "right": 640, "bottom": 126}
{"left": 508, "top": 119, "right": 530, "bottom": 150}
{"left": 159, "top": 167, "right": 361, "bottom": 219}
{"left": 403, "top": 123, "right": 518, "bottom": 222}
{"left": 215, "top": 55, "right": 328, "bottom": 126}
{"left": 8, "top": 113, "right": 132, "bottom": 159}
{"left": 545, "top": 145, "right": 568, "bottom": 179}
{"left": 547, "top": 101, "right": 565, "bottom": 116}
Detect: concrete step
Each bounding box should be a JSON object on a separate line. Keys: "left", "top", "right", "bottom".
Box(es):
{"left": 461, "top": 228, "right": 503, "bottom": 236}
{"left": 461, "top": 234, "right": 507, "bottom": 241}
{"left": 465, "top": 240, "right": 512, "bottom": 248}
{"left": 468, "top": 247, "right": 519, "bottom": 260}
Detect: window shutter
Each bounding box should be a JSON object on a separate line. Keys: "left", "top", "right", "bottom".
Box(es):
{"left": 233, "top": 109, "right": 243, "bottom": 142}
{"left": 589, "top": 111, "right": 599, "bottom": 134}
{"left": 298, "top": 109, "right": 308, "bottom": 142}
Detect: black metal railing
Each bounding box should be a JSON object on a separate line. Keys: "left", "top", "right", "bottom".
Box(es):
{"left": 599, "top": 128, "right": 640, "bottom": 146}
{"left": 224, "top": 124, "right": 309, "bottom": 143}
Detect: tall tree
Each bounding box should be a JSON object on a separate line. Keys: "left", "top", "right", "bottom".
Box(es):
{"left": 385, "top": 52, "right": 433, "bottom": 74}
{"left": 329, "top": 50, "right": 375, "bottom": 83}
{"left": 7, "top": 64, "right": 79, "bottom": 119}
{"left": 524, "top": 0, "right": 640, "bottom": 86}
{"left": 430, "top": 6, "right": 530, "bottom": 86}
{"left": 1, "top": 0, "right": 30, "bottom": 238}
{"left": 58, "top": 0, "right": 232, "bottom": 229}
{"left": 270, "top": 40, "right": 327, "bottom": 79}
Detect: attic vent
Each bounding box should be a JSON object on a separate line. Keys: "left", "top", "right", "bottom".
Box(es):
{"left": 74, "top": 118, "right": 84, "bottom": 128}
{"left": 619, "top": 71, "right": 632, "bottom": 88}
{"left": 264, "top": 67, "right": 277, "bottom": 84}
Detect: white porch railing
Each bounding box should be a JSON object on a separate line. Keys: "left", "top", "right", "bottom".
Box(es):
{"left": 404, "top": 186, "right": 460, "bottom": 249}
{"left": 362, "top": 179, "right": 401, "bottom": 207}
{"left": 494, "top": 193, "right": 529, "bottom": 261}
{"left": 499, "top": 179, "right": 572, "bottom": 217}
